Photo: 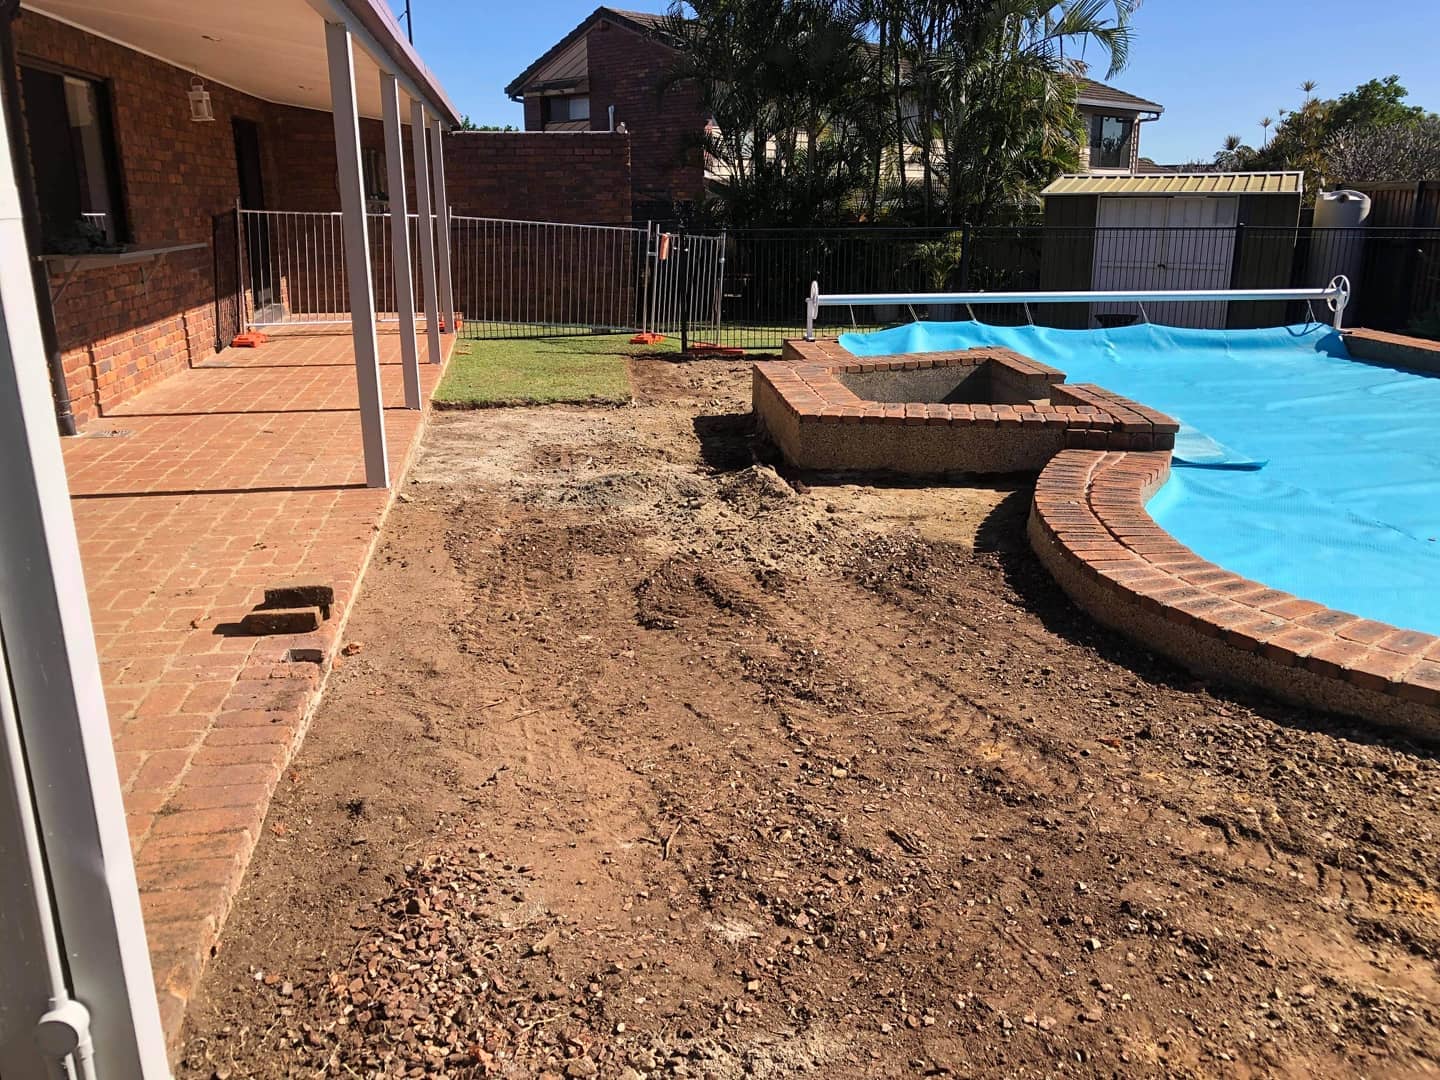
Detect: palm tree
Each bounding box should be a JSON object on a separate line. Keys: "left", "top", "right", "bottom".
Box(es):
{"left": 1259, "top": 116, "right": 1272, "bottom": 147}
{"left": 1300, "top": 79, "right": 1317, "bottom": 102}
{"left": 930, "top": 0, "right": 1140, "bottom": 223}
{"left": 1214, "top": 133, "right": 1255, "bottom": 171}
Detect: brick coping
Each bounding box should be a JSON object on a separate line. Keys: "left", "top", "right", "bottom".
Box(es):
{"left": 765, "top": 337, "right": 1179, "bottom": 451}
{"left": 1029, "top": 449, "right": 1440, "bottom": 734}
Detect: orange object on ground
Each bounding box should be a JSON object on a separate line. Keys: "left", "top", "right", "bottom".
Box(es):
{"left": 688, "top": 342, "right": 745, "bottom": 356}
{"left": 630, "top": 332, "right": 665, "bottom": 345}
{"left": 232, "top": 331, "right": 268, "bottom": 347}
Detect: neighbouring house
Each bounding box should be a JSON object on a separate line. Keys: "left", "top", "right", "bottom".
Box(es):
{"left": 2, "top": 0, "right": 461, "bottom": 438}
{"left": 504, "top": 6, "right": 1166, "bottom": 218}
{"left": 504, "top": 6, "right": 705, "bottom": 221}
{"left": 1073, "top": 78, "right": 1163, "bottom": 174}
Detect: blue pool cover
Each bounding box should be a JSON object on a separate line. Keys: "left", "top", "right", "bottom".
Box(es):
{"left": 839, "top": 321, "right": 1440, "bottom": 636}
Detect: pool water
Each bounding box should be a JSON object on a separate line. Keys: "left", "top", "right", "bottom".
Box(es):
{"left": 839, "top": 321, "right": 1440, "bottom": 635}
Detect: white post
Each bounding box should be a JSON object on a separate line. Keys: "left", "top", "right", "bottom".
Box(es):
{"left": 428, "top": 116, "right": 455, "bottom": 330}
{"left": 381, "top": 74, "right": 421, "bottom": 410}
{"left": 326, "top": 19, "right": 389, "bottom": 488}
{"left": 410, "top": 101, "right": 442, "bottom": 364}
{"left": 0, "top": 72, "right": 169, "bottom": 1080}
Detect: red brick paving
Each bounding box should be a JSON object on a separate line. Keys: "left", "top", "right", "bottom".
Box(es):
{"left": 61, "top": 330, "right": 453, "bottom": 1043}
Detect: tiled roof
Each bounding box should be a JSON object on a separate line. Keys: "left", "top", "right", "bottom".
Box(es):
{"left": 1043, "top": 172, "right": 1304, "bottom": 196}
{"left": 1076, "top": 78, "right": 1163, "bottom": 114}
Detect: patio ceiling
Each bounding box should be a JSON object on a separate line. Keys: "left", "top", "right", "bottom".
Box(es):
{"left": 21, "top": 0, "right": 459, "bottom": 122}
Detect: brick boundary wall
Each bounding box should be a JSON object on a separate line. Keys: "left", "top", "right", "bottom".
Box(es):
{"left": 442, "top": 131, "right": 632, "bottom": 224}
{"left": 1028, "top": 450, "right": 1440, "bottom": 738}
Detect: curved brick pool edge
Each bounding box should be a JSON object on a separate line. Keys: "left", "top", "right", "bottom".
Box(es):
{"left": 759, "top": 335, "right": 1440, "bottom": 739}
{"left": 1029, "top": 449, "right": 1440, "bottom": 738}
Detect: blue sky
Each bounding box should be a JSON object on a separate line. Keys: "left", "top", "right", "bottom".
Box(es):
{"left": 402, "top": 0, "right": 1440, "bottom": 165}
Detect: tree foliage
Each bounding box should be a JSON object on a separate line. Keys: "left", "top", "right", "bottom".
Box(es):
{"left": 662, "top": 0, "right": 1140, "bottom": 226}
{"left": 1326, "top": 116, "right": 1440, "bottom": 185}
{"left": 1198, "top": 76, "right": 1438, "bottom": 196}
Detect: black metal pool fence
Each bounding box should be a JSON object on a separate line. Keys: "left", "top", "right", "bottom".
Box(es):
{"left": 696, "top": 223, "right": 1440, "bottom": 350}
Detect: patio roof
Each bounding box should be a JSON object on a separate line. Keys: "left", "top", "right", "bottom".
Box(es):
{"left": 21, "top": 0, "right": 461, "bottom": 123}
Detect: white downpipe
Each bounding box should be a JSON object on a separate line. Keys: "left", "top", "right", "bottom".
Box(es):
{"left": 804, "top": 277, "right": 1354, "bottom": 341}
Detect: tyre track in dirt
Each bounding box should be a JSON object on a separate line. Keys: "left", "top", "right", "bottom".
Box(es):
{"left": 179, "top": 356, "right": 1440, "bottom": 1078}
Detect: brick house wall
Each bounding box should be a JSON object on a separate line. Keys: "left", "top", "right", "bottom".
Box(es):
{"left": 6, "top": 12, "right": 447, "bottom": 426}
{"left": 583, "top": 18, "right": 704, "bottom": 216}
{"left": 9, "top": 11, "right": 286, "bottom": 425}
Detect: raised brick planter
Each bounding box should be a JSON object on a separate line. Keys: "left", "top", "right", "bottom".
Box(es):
{"left": 755, "top": 337, "right": 1178, "bottom": 475}
{"left": 1029, "top": 449, "right": 1440, "bottom": 738}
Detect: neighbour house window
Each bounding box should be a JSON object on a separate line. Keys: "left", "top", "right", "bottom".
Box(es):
{"left": 542, "top": 95, "right": 590, "bottom": 125}
{"left": 20, "top": 64, "right": 127, "bottom": 252}
{"left": 1090, "top": 114, "right": 1133, "bottom": 169}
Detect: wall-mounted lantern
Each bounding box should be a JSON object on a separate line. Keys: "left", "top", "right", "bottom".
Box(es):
{"left": 188, "top": 77, "right": 215, "bottom": 122}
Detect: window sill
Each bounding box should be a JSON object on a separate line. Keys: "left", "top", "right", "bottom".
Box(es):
{"left": 39, "top": 242, "right": 208, "bottom": 274}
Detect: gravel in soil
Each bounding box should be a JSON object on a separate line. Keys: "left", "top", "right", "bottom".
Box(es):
{"left": 179, "top": 354, "right": 1440, "bottom": 1079}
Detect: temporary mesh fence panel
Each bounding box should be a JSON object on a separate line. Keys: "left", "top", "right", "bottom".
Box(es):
{"left": 644, "top": 228, "right": 726, "bottom": 341}
{"left": 451, "top": 216, "right": 647, "bottom": 339}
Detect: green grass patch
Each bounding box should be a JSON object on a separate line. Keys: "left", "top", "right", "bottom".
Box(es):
{"left": 435, "top": 334, "right": 679, "bottom": 408}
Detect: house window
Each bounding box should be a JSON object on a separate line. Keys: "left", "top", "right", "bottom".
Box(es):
{"left": 362, "top": 147, "right": 386, "bottom": 200}
{"left": 19, "top": 64, "right": 127, "bottom": 251}
{"left": 1090, "top": 114, "right": 1133, "bottom": 170}
{"left": 542, "top": 95, "right": 590, "bottom": 126}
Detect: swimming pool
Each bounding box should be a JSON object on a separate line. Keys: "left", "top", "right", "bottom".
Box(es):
{"left": 839, "top": 321, "right": 1440, "bottom": 636}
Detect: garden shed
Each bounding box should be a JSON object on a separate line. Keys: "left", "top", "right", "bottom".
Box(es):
{"left": 1038, "top": 171, "right": 1304, "bottom": 329}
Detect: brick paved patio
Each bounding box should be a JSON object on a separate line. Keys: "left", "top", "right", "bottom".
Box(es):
{"left": 61, "top": 330, "right": 453, "bottom": 1042}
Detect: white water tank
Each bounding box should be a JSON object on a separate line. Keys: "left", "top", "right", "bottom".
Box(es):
{"left": 1311, "top": 190, "right": 1371, "bottom": 325}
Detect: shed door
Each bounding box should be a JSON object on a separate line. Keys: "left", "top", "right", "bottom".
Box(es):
{"left": 1092, "top": 196, "right": 1238, "bottom": 328}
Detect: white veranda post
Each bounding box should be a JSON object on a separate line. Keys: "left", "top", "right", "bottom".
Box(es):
{"left": 428, "top": 115, "right": 455, "bottom": 330}
{"left": 325, "top": 18, "right": 389, "bottom": 488}
{"left": 411, "top": 101, "right": 442, "bottom": 364}
{"left": 0, "top": 66, "right": 169, "bottom": 1080}
{"left": 380, "top": 72, "right": 421, "bottom": 410}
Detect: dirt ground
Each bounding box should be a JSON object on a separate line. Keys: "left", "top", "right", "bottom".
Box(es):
{"left": 179, "top": 354, "right": 1440, "bottom": 1079}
